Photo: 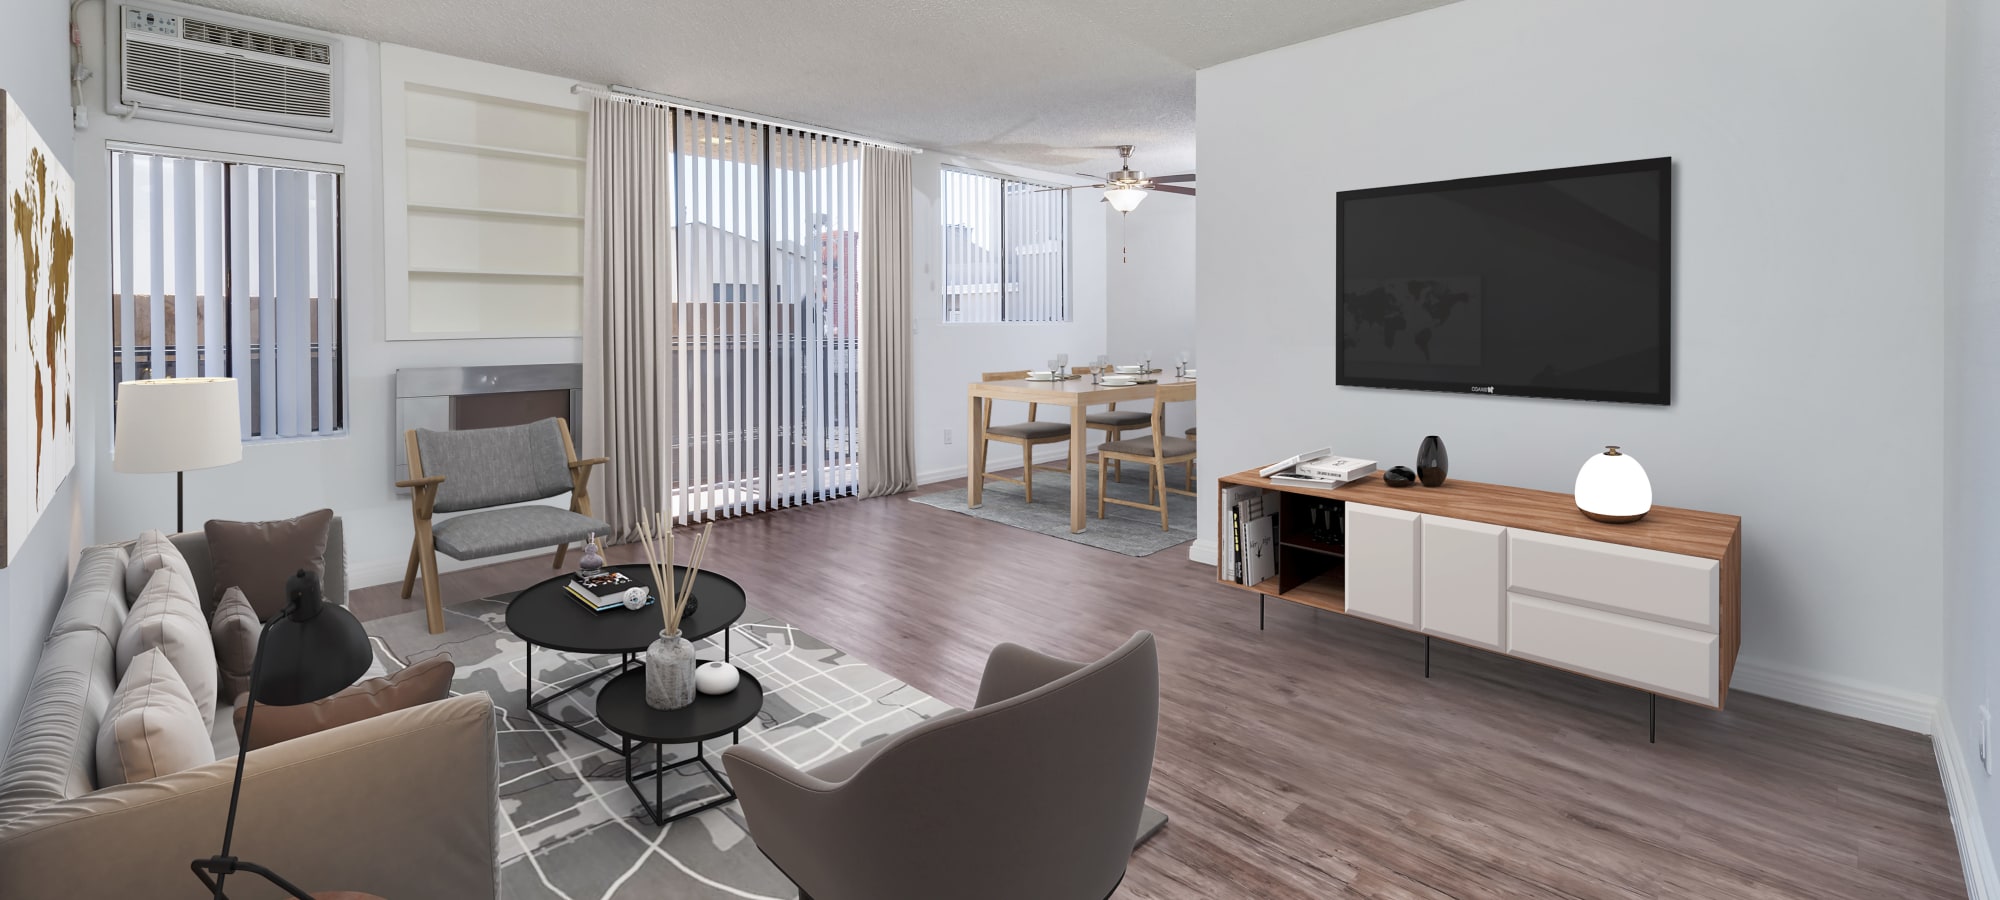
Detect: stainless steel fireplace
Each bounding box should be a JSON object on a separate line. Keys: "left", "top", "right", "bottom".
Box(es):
{"left": 393, "top": 364, "right": 583, "bottom": 486}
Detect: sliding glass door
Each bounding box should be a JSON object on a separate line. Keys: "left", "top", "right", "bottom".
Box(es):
{"left": 669, "top": 113, "right": 861, "bottom": 523}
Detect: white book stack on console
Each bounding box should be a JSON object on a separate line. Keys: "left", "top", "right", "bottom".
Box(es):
{"left": 1266, "top": 450, "right": 1377, "bottom": 488}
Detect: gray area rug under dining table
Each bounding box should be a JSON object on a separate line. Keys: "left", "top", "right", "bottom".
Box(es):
{"left": 912, "top": 460, "right": 1198, "bottom": 556}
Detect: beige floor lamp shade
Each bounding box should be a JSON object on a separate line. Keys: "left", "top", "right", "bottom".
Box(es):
{"left": 114, "top": 377, "right": 243, "bottom": 533}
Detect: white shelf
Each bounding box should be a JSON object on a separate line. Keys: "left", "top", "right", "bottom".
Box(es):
{"left": 406, "top": 136, "right": 584, "bottom": 164}
{"left": 407, "top": 203, "right": 583, "bottom": 223}
{"left": 408, "top": 266, "right": 583, "bottom": 280}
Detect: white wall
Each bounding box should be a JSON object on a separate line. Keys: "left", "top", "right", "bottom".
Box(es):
{"left": 1107, "top": 197, "right": 1197, "bottom": 439}
{"left": 74, "top": 21, "right": 581, "bottom": 589}
{"left": 1943, "top": 0, "right": 2000, "bottom": 887}
{"left": 1195, "top": 0, "right": 1948, "bottom": 724}
{"left": 911, "top": 152, "right": 1110, "bottom": 483}
{"left": 0, "top": 0, "right": 93, "bottom": 751}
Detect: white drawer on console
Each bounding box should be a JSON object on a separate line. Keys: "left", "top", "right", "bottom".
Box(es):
{"left": 1506, "top": 593, "right": 1719, "bottom": 706}
{"left": 1508, "top": 530, "right": 1718, "bottom": 632}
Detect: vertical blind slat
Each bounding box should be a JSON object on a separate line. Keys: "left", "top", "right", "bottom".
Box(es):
{"left": 147, "top": 155, "right": 166, "bottom": 378}
{"left": 172, "top": 160, "right": 196, "bottom": 377}
{"left": 116, "top": 152, "right": 136, "bottom": 385}
{"left": 257, "top": 167, "right": 278, "bottom": 435}
{"left": 229, "top": 165, "right": 252, "bottom": 438}
{"left": 201, "top": 162, "right": 225, "bottom": 377}
{"left": 315, "top": 172, "right": 338, "bottom": 434}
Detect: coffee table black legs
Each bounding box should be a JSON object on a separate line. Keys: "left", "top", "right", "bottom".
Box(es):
{"left": 622, "top": 733, "right": 743, "bottom": 827}
{"left": 525, "top": 643, "right": 634, "bottom": 754}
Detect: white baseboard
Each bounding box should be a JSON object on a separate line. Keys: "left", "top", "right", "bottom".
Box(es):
{"left": 1726, "top": 658, "right": 1938, "bottom": 734}
{"left": 348, "top": 546, "right": 555, "bottom": 591}
{"left": 1189, "top": 538, "right": 1216, "bottom": 565}
{"left": 1936, "top": 703, "right": 1999, "bottom": 900}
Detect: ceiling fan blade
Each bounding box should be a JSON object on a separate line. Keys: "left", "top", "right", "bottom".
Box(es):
{"left": 1149, "top": 184, "right": 1197, "bottom": 197}
{"left": 1148, "top": 173, "right": 1197, "bottom": 184}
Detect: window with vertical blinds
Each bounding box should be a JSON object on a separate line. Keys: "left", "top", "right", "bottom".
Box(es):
{"left": 940, "top": 167, "right": 1068, "bottom": 323}
{"left": 670, "top": 112, "right": 861, "bottom": 523}
{"left": 110, "top": 147, "right": 344, "bottom": 440}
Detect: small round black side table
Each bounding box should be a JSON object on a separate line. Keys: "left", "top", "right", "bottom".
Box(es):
{"left": 506, "top": 564, "right": 747, "bottom": 753}
{"left": 596, "top": 665, "right": 765, "bottom": 826}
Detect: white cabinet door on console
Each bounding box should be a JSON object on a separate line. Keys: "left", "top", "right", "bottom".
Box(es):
{"left": 1421, "top": 517, "right": 1507, "bottom": 649}
{"left": 1345, "top": 504, "right": 1421, "bottom": 628}
{"left": 1509, "top": 530, "right": 1719, "bottom": 632}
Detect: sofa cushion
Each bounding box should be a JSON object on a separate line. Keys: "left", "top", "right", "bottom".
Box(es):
{"left": 212, "top": 587, "right": 261, "bottom": 701}
{"left": 46, "top": 545, "right": 131, "bottom": 641}
{"left": 115, "top": 570, "right": 218, "bottom": 729}
{"left": 96, "top": 648, "right": 215, "bottom": 786}
{"left": 234, "top": 657, "right": 456, "bottom": 749}
{"left": 0, "top": 629, "right": 118, "bottom": 826}
{"left": 204, "top": 509, "right": 334, "bottom": 620}
{"left": 431, "top": 506, "right": 609, "bottom": 560}
{"left": 123, "top": 530, "right": 193, "bottom": 602}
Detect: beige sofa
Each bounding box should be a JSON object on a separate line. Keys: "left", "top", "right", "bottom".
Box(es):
{"left": 0, "top": 522, "right": 500, "bottom": 899}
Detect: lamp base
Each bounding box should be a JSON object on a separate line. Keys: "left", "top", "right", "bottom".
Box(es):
{"left": 1577, "top": 505, "right": 1648, "bottom": 524}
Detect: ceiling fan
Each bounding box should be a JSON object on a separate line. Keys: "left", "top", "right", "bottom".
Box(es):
{"left": 1040, "top": 145, "right": 1195, "bottom": 212}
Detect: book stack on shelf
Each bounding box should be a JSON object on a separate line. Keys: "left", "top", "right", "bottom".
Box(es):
{"left": 567, "top": 570, "right": 652, "bottom": 613}
{"left": 1264, "top": 449, "right": 1377, "bottom": 488}
{"left": 1221, "top": 484, "right": 1277, "bottom": 587}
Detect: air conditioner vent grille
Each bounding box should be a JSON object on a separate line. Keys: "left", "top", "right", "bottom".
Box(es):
{"left": 124, "top": 39, "right": 333, "bottom": 119}
{"left": 180, "top": 17, "right": 331, "bottom": 64}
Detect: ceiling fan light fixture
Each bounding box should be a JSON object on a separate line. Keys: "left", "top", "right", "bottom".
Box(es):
{"left": 1105, "top": 186, "right": 1147, "bottom": 212}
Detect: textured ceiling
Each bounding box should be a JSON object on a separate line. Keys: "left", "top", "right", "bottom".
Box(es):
{"left": 179, "top": 0, "right": 1457, "bottom": 176}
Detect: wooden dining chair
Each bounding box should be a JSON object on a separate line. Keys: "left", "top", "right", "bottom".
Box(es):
{"left": 1070, "top": 367, "right": 1151, "bottom": 483}
{"left": 978, "top": 371, "right": 1073, "bottom": 503}
{"left": 1097, "top": 383, "right": 1198, "bottom": 531}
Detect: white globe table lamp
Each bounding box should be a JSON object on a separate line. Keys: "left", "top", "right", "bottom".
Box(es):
{"left": 1574, "top": 445, "right": 1652, "bottom": 524}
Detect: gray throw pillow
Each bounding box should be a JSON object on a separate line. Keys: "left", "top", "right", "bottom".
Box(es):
{"left": 124, "top": 529, "right": 194, "bottom": 601}
{"left": 204, "top": 509, "right": 334, "bottom": 620}
{"left": 98, "top": 647, "right": 216, "bottom": 786}
{"left": 116, "top": 568, "right": 219, "bottom": 729}
{"left": 211, "top": 586, "right": 261, "bottom": 700}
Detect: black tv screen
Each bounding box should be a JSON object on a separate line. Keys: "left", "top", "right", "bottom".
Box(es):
{"left": 1336, "top": 157, "right": 1672, "bottom": 405}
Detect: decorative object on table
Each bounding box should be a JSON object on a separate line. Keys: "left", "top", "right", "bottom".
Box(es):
{"left": 191, "top": 569, "right": 372, "bottom": 900}
{"left": 1270, "top": 453, "right": 1378, "bottom": 489}
{"left": 577, "top": 532, "right": 605, "bottom": 574}
{"left": 1574, "top": 445, "right": 1654, "bottom": 523}
{"left": 1383, "top": 465, "right": 1418, "bottom": 487}
{"left": 1175, "top": 350, "right": 1190, "bottom": 378}
{"left": 567, "top": 568, "right": 654, "bottom": 613}
{"left": 204, "top": 508, "right": 334, "bottom": 619}
{"left": 1, "top": 91, "right": 78, "bottom": 569}
{"left": 112, "top": 377, "right": 243, "bottom": 534}
{"left": 636, "top": 513, "right": 713, "bottom": 710}
{"left": 620, "top": 585, "right": 650, "bottom": 611}
{"left": 1416, "top": 434, "right": 1449, "bottom": 487}
{"left": 696, "top": 660, "right": 742, "bottom": 695}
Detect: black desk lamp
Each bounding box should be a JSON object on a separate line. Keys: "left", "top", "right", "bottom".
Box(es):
{"left": 191, "top": 569, "right": 372, "bottom": 900}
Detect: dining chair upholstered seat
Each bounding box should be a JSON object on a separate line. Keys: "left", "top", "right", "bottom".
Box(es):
{"left": 1185, "top": 427, "right": 1196, "bottom": 438}
{"left": 987, "top": 420, "right": 1073, "bottom": 440}
{"left": 1087, "top": 409, "right": 1152, "bottom": 428}
{"left": 723, "top": 632, "right": 1159, "bottom": 900}
{"left": 1102, "top": 435, "right": 1198, "bottom": 458}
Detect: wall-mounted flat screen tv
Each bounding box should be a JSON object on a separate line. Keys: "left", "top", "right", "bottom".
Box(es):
{"left": 1336, "top": 157, "right": 1672, "bottom": 405}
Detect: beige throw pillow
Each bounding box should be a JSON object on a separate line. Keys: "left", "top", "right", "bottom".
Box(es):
{"left": 124, "top": 529, "right": 194, "bottom": 601}
{"left": 235, "top": 657, "right": 454, "bottom": 749}
{"left": 97, "top": 648, "right": 216, "bottom": 786}
{"left": 116, "top": 568, "right": 219, "bottom": 729}
{"left": 204, "top": 509, "right": 334, "bottom": 620}
{"left": 211, "top": 586, "right": 261, "bottom": 699}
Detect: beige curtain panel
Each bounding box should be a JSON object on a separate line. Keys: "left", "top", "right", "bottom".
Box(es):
{"left": 859, "top": 146, "right": 916, "bottom": 497}
{"left": 582, "top": 97, "right": 678, "bottom": 541}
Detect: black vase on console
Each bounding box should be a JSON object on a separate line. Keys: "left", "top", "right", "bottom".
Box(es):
{"left": 1416, "top": 435, "right": 1449, "bottom": 487}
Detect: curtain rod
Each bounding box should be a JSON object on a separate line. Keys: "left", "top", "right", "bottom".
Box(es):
{"left": 570, "top": 84, "right": 922, "bottom": 154}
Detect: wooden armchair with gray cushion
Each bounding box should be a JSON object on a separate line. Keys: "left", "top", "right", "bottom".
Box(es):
{"left": 399, "top": 417, "right": 609, "bottom": 633}
{"left": 722, "top": 632, "right": 1159, "bottom": 900}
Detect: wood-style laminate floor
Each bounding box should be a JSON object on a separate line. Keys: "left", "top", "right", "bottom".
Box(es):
{"left": 352, "top": 478, "right": 1965, "bottom": 900}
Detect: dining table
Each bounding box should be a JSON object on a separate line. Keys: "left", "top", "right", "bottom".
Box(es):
{"left": 965, "top": 373, "right": 1197, "bottom": 533}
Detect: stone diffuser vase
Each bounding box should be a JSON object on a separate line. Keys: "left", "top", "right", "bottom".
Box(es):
{"left": 645, "top": 630, "right": 698, "bottom": 710}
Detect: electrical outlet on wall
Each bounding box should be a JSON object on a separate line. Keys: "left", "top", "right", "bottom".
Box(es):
{"left": 1981, "top": 705, "right": 1993, "bottom": 777}
{"left": 943, "top": 429, "right": 953, "bottom": 446}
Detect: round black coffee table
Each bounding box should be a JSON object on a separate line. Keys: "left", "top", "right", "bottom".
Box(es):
{"left": 597, "top": 665, "right": 765, "bottom": 826}
{"left": 506, "top": 564, "right": 747, "bottom": 752}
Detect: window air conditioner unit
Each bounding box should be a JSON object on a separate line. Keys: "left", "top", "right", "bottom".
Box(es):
{"left": 111, "top": 3, "right": 340, "bottom": 136}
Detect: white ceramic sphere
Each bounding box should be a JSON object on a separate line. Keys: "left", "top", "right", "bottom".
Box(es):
{"left": 1574, "top": 446, "right": 1653, "bottom": 522}
{"left": 695, "top": 661, "right": 741, "bottom": 695}
{"left": 621, "top": 587, "right": 649, "bottom": 610}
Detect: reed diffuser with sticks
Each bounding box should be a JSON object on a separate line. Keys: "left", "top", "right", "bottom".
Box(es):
{"left": 636, "top": 514, "right": 713, "bottom": 710}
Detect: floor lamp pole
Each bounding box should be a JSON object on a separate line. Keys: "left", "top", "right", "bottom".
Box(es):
{"left": 177, "top": 469, "right": 186, "bottom": 534}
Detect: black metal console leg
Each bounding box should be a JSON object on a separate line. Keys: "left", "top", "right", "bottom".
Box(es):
{"left": 1259, "top": 596, "right": 1265, "bottom": 631}
{"left": 1425, "top": 636, "right": 1432, "bottom": 678}
{"left": 1649, "top": 693, "right": 1657, "bottom": 743}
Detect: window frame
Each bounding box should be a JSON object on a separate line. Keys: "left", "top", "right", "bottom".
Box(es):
{"left": 939, "top": 165, "right": 1072, "bottom": 325}
{"left": 107, "top": 140, "right": 350, "bottom": 443}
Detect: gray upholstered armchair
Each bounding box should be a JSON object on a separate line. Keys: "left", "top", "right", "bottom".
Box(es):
{"left": 398, "top": 418, "right": 609, "bottom": 633}
{"left": 722, "top": 632, "right": 1159, "bottom": 900}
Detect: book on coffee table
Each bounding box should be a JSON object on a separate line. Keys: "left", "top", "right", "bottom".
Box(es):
{"left": 567, "top": 570, "right": 652, "bottom": 612}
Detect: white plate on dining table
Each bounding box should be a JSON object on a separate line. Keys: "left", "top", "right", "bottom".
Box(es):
{"left": 1181, "top": 368, "right": 1197, "bottom": 379}
{"left": 1112, "top": 365, "right": 1147, "bottom": 375}
{"left": 1099, "top": 377, "right": 1140, "bottom": 386}
{"left": 1025, "top": 371, "right": 1061, "bottom": 381}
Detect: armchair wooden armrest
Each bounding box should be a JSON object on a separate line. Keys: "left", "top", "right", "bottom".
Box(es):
{"left": 569, "top": 456, "right": 609, "bottom": 471}
{"left": 395, "top": 475, "right": 446, "bottom": 489}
